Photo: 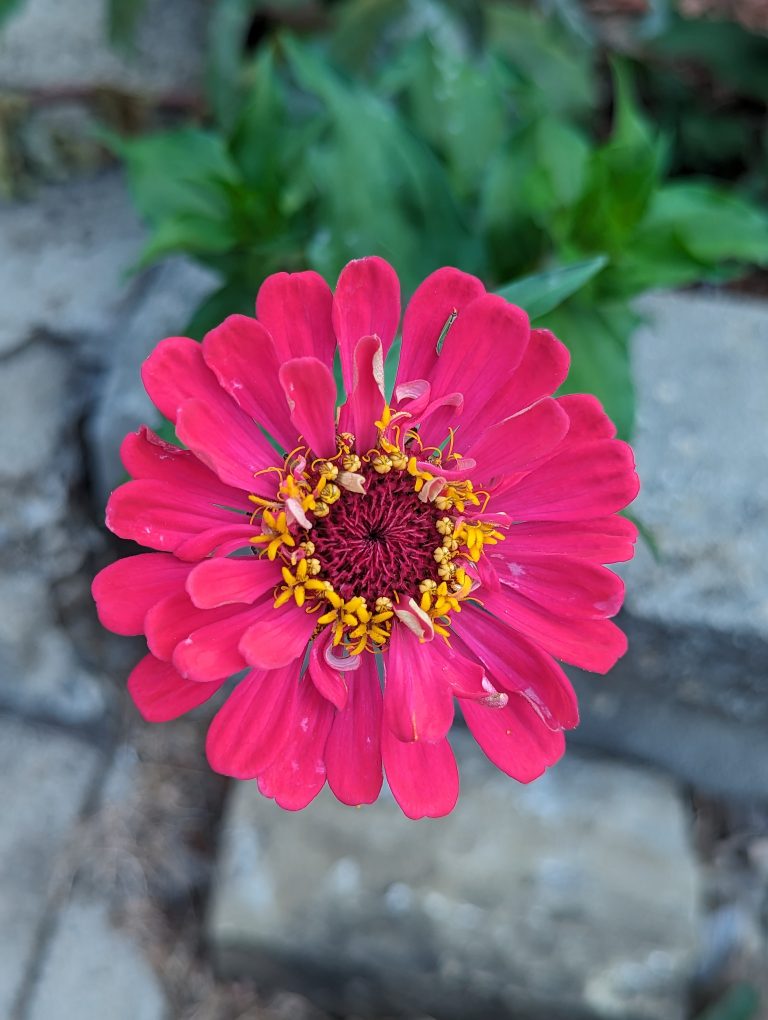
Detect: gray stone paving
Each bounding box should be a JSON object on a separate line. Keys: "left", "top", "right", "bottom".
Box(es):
{"left": 209, "top": 742, "right": 700, "bottom": 1020}
{"left": 0, "top": 0, "right": 206, "bottom": 97}
{"left": 0, "top": 719, "right": 101, "bottom": 1019}
{"left": 26, "top": 899, "right": 169, "bottom": 1020}
{"left": 570, "top": 291, "right": 768, "bottom": 798}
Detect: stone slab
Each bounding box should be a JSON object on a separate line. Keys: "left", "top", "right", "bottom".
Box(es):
{"left": 570, "top": 292, "right": 768, "bottom": 797}
{"left": 0, "top": 718, "right": 100, "bottom": 1019}
{"left": 0, "top": 171, "right": 145, "bottom": 357}
{"left": 626, "top": 291, "right": 768, "bottom": 638}
{"left": 0, "top": 0, "right": 206, "bottom": 98}
{"left": 86, "top": 257, "right": 220, "bottom": 505}
{"left": 26, "top": 898, "right": 169, "bottom": 1020}
{"left": 208, "top": 743, "right": 700, "bottom": 1020}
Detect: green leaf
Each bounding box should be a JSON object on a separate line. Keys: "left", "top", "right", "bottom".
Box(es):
{"left": 696, "top": 984, "right": 761, "bottom": 1020}
{"left": 571, "top": 61, "right": 664, "bottom": 255}
{"left": 486, "top": 4, "right": 595, "bottom": 117}
{"left": 207, "top": 0, "right": 271, "bottom": 133}
{"left": 282, "top": 34, "right": 475, "bottom": 293}
{"left": 0, "top": 0, "right": 25, "bottom": 29}
{"left": 647, "top": 182, "right": 768, "bottom": 266}
{"left": 107, "top": 0, "right": 148, "bottom": 50}
{"left": 496, "top": 256, "right": 608, "bottom": 320}
{"left": 120, "top": 128, "right": 241, "bottom": 226}
{"left": 541, "top": 300, "right": 638, "bottom": 439}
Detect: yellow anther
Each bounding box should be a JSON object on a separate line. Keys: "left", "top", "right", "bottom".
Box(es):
{"left": 389, "top": 450, "right": 408, "bottom": 470}
{"left": 436, "top": 516, "right": 454, "bottom": 536}
{"left": 374, "top": 596, "right": 394, "bottom": 613}
{"left": 442, "top": 536, "right": 459, "bottom": 552}
{"left": 372, "top": 453, "right": 393, "bottom": 475}
{"left": 300, "top": 540, "right": 315, "bottom": 555}
{"left": 306, "top": 557, "right": 322, "bottom": 576}
{"left": 320, "top": 483, "right": 341, "bottom": 504}
{"left": 433, "top": 545, "right": 452, "bottom": 564}
{"left": 338, "top": 431, "right": 356, "bottom": 449}
{"left": 419, "top": 578, "right": 438, "bottom": 595}
{"left": 435, "top": 495, "right": 454, "bottom": 511}
{"left": 250, "top": 510, "right": 295, "bottom": 560}
{"left": 313, "top": 501, "right": 330, "bottom": 518}
{"left": 342, "top": 453, "right": 361, "bottom": 473}
{"left": 315, "top": 460, "right": 339, "bottom": 481}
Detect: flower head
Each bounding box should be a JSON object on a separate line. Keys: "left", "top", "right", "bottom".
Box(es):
{"left": 93, "top": 258, "right": 638, "bottom": 819}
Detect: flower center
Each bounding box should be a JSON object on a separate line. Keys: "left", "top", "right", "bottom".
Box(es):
{"left": 246, "top": 411, "right": 505, "bottom": 655}
{"left": 310, "top": 466, "right": 443, "bottom": 603}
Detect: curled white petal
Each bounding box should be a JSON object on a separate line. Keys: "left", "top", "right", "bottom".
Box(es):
{"left": 394, "top": 598, "right": 434, "bottom": 642}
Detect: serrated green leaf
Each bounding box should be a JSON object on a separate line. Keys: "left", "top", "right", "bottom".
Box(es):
{"left": 571, "top": 62, "right": 664, "bottom": 254}
{"left": 496, "top": 256, "right": 608, "bottom": 320}
{"left": 121, "top": 128, "right": 241, "bottom": 227}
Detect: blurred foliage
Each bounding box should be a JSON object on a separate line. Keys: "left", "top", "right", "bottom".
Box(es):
{"left": 696, "top": 983, "right": 761, "bottom": 1020}
{"left": 633, "top": 13, "right": 768, "bottom": 193}
{"left": 83, "top": 1, "right": 768, "bottom": 434}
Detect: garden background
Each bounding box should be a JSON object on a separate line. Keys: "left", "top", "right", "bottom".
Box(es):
{"left": 0, "top": 0, "right": 767, "bottom": 1018}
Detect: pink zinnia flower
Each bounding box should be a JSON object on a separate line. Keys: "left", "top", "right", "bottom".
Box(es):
{"left": 93, "top": 258, "right": 638, "bottom": 819}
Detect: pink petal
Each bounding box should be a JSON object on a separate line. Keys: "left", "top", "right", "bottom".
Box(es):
{"left": 462, "top": 694, "right": 565, "bottom": 783}
{"left": 205, "top": 666, "right": 298, "bottom": 779}
{"left": 92, "top": 554, "right": 192, "bottom": 636}
{"left": 325, "top": 653, "right": 383, "bottom": 806}
{"left": 464, "top": 398, "right": 570, "bottom": 485}
{"left": 127, "top": 654, "right": 226, "bottom": 722}
{"left": 186, "top": 557, "right": 281, "bottom": 609}
{"left": 279, "top": 357, "right": 338, "bottom": 459}
{"left": 308, "top": 629, "right": 351, "bottom": 710}
{"left": 501, "top": 517, "right": 638, "bottom": 564}
{"left": 489, "top": 552, "right": 625, "bottom": 619}
{"left": 174, "top": 524, "right": 261, "bottom": 561}
{"left": 333, "top": 257, "right": 400, "bottom": 391}
{"left": 345, "top": 335, "right": 386, "bottom": 453}
{"left": 460, "top": 327, "right": 570, "bottom": 441}
{"left": 383, "top": 626, "right": 454, "bottom": 743}
{"left": 105, "top": 479, "right": 240, "bottom": 554}
{"left": 421, "top": 294, "right": 530, "bottom": 446}
{"left": 381, "top": 728, "right": 459, "bottom": 819}
{"left": 202, "top": 314, "right": 296, "bottom": 449}
{"left": 141, "top": 336, "right": 223, "bottom": 424}
{"left": 173, "top": 601, "right": 270, "bottom": 682}
{"left": 480, "top": 587, "right": 628, "bottom": 674}
{"left": 257, "top": 678, "right": 334, "bottom": 810}
{"left": 176, "top": 398, "right": 276, "bottom": 493}
{"left": 239, "top": 599, "right": 317, "bottom": 669}
{"left": 491, "top": 440, "right": 639, "bottom": 521}
{"left": 121, "top": 427, "right": 248, "bottom": 509}
{"left": 453, "top": 608, "right": 579, "bottom": 730}
{"left": 144, "top": 591, "right": 244, "bottom": 661}
{"left": 256, "top": 270, "right": 336, "bottom": 368}
{"left": 397, "top": 266, "right": 486, "bottom": 387}
{"left": 559, "top": 393, "right": 616, "bottom": 442}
